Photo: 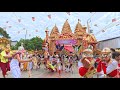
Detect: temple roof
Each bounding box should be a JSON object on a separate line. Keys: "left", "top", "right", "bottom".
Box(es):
{"left": 61, "top": 19, "right": 72, "bottom": 34}
{"left": 74, "top": 19, "right": 86, "bottom": 37}
{"left": 50, "top": 24, "right": 59, "bottom": 36}
{"left": 49, "top": 24, "right": 60, "bottom": 40}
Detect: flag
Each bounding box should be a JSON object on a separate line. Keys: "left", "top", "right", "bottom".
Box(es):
{"left": 9, "top": 26, "right": 12, "bottom": 28}
{"left": 32, "top": 17, "right": 35, "bottom": 21}
{"left": 66, "top": 12, "right": 70, "bottom": 15}
{"left": 6, "top": 21, "right": 9, "bottom": 23}
{"left": 18, "top": 19, "right": 21, "bottom": 22}
{"left": 116, "top": 24, "right": 120, "bottom": 26}
{"left": 23, "top": 28, "right": 25, "bottom": 30}
{"left": 18, "top": 31, "right": 20, "bottom": 34}
{"left": 94, "top": 24, "right": 98, "bottom": 27}
{"left": 112, "top": 18, "right": 116, "bottom": 22}
{"left": 48, "top": 14, "right": 51, "bottom": 19}
{"left": 29, "top": 34, "right": 31, "bottom": 36}
{"left": 36, "top": 30, "right": 38, "bottom": 32}
{"left": 102, "top": 30, "right": 105, "bottom": 32}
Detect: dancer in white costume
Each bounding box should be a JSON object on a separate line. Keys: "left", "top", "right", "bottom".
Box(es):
{"left": 10, "top": 50, "right": 32, "bottom": 78}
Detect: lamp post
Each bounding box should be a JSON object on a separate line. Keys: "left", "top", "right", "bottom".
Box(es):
{"left": 87, "top": 12, "right": 96, "bottom": 33}
{"left": 25, "top": 29, "right": 27, "bottom": 40}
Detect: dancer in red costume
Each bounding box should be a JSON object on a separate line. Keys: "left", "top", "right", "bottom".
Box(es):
{"left": 97, "top": 48, "right": 120, "bottom": 78}
{"left": 79, "top": 49, "right": 96, "bottom": 78}
{"left": 106, "top": 51, "right": 120, "bottom": 78}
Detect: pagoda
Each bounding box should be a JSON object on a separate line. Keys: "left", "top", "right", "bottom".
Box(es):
{"left": 49, "top": 24, "right": 60, "bottom": 55}
{"left": 43, "top": 19, "right": 97, "bottom": 55}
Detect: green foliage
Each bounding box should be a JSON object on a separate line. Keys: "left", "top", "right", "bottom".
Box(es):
{"left": 0, "top": 27, "right": 10, "bottom": 39}
{"left": 11, "top": 37, "right": 43, "bottom": 50}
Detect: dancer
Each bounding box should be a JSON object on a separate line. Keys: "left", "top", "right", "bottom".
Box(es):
{"left": 56, "top": 55, "right": 62, "bottom": 76}
{"left": 79, "top": 49, "right": 97, "bottom": 78}
{"left": 0, "top": 46, "right": 12, "bottom": 78}
{"left": 10, "top": 50, "right": 32, "bottom": 78}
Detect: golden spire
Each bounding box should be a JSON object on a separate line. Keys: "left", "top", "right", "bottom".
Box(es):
{"left": 61, "top": 19, "right": 72, "bottom": 34}
{"left": 50, "top": 24, "right": 60, "bottom": 40}
{"left": 74, "top": 19, "right": 86, "bottom": 35}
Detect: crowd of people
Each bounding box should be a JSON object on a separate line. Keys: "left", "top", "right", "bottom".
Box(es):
{"left": 0, "top": 44, "right": 120, "bottom": 78}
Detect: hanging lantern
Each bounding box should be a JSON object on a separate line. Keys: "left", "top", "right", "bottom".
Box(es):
{"left": 32, "top": 17, "right": 35, "bottom": 21}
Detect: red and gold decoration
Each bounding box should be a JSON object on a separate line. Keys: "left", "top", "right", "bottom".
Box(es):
{"left": 42, "top": 19, "right": 98, "bottom": 55}
{"left": 0, "top": 37, "right": 10, "bottom": 50}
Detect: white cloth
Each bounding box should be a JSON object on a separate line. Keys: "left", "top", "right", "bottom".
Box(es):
{"left": 28, "top": 62, "right": 33, "bottom": 70}
{"left": 78, "top": 61, "right": 83, "bottom": 69}
{"left": 106, "top": 60, "right": 118, "bottom": 74}
{"left": 97, "top": 71, "right": 106, "bottom": 78}
{"left": 10, "top": 59, "right": 21, "bottom": 78}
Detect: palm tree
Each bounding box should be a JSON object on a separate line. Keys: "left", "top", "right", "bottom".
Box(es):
{"left": 0, "top": 27, "right": 10, "bottom": 39}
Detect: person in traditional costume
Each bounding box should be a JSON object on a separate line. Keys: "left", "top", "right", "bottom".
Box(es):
{"left": 27, "top": 54, "right": 33, "bottom": 77}
{"left": 79, "top": 49, "right": 97, "bottom": 78}
{"left": 0, "top": 45, "right": 12, "bottom": 78}
{"left": 56, "top": 55, "right": 62, "bottom": 76}
{"left": 106, "top": 51, "right": 120, "bottom": 78}
{"left": 96, "top": 47, "right": 120, "bottom": 78}
{"left": 68, "top": 56, "right": 73, "bottom": 73}
{"left": 10, "top": 50, "right": 32, "bottom": 78}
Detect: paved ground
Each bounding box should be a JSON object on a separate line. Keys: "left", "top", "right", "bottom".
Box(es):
{"left": 0, "top": 64, "right": 80, "bottom": 78}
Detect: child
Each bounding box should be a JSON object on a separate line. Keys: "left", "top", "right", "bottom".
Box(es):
{"left": 56, "top": 55, "right": 61, "bottom": 76}
{"left": 64, "top": 56, "right": 69, "bottom": 72}
{"left": 68, "top": 56, "right": 73, "bottom": 73}
{"left": 27, "top": 55, "right": 33, "bottom": 77}
{"left": 32, "top": 55, "right": 38, "bottom": 70}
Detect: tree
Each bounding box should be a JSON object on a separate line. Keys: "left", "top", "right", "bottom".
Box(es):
{"left": 0, "top": 27, "right": 10, "bottom": 39}
{"left": 11, "top": 37, "right": 43, "bottom": 50}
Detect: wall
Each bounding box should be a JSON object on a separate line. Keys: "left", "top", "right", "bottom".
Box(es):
{"left": 97, "top": 37, "right": 120, "bottom": 50}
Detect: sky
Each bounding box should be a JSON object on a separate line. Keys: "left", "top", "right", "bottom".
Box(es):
{"left": 0, "top": 12, "right": 120, "bottom": 41}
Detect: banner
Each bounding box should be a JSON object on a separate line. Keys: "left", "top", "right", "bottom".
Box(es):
{"left": 56, "top": 39, "right": 77, "bottom": 45}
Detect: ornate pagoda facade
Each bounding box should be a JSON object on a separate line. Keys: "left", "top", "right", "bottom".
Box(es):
{"left": 43, "top": 19, "right": 97, "bottom": 55}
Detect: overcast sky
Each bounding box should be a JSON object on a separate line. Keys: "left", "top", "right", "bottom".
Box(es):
{"left": 0, "top": 12, "right": 120, "bottom": 41}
